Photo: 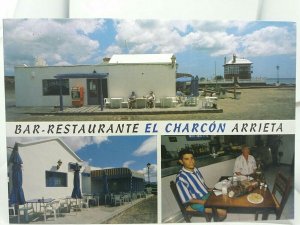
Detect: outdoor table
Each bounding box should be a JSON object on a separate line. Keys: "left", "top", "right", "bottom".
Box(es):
{"left": 23, "top": 198, "right": 54, "bottom": 222}
{"left": 204, "top": 182, "right": 276, "bottom": 222}
{"left": 110, "top": 98, "right": 123, "bottom": 108}
{"left": 26, "top": 198, "right": 54, "bottom": 212}
{"left": 136, "top": 98, "right": 147, "bottom": 108}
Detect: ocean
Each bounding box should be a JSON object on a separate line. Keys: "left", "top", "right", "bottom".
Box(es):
{"left": 265, "top": 78, "right": 296, "bottom": 85}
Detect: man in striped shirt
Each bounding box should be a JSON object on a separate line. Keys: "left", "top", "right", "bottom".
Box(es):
{"left": 176, "top": 149, "right": 227, "bottom": 220}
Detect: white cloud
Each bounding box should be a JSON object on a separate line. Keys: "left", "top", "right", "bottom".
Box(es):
{"left": 107, "top": 20, "right": 295, "bottom": 59}
{"left": 140, "top": 163, "right": 157, "bottom": 182}
{"left": 240, "top": 26, "right": 296, "bottom": 57}
{"left": 122, "top": 160, "right": 135, "bottom": 168}
{"left": 105, "top": 45, "right": 123, "bottom": 56}
{"left": 4, "top": 19, "right": 105, "bottom": 74}
{"left": 133, "top": 136, "right": 156, "bottom": 156}
{"left": 61, "top": 136, "right": 109, "bottom": 151}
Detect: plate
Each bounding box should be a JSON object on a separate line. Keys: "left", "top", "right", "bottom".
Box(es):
{"left": 247, "top": 193, "right": 264, "bottom": 204}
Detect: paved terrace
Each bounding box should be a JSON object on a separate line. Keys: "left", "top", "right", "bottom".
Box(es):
{"left": 9, "top": 195, "right": 155, "bottom": 224}
{"left": 24, "top": 100, "right": 223, "bottom": 116}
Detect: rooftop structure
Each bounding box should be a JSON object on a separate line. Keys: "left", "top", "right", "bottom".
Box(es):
{"left": 224, "top": 54, "right": 253, "bottom": 80}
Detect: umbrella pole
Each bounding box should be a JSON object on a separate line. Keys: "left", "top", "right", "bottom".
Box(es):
{"left": 17, "top": 204, "right": 20, "bottom": 223}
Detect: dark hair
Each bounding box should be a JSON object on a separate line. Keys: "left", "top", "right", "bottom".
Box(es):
{"left": 178, "top": 148, "right": 194, "bottom": 160}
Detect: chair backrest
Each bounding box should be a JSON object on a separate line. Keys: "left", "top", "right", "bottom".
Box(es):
{"left": 272, "top": 171, "right": 292, "bottom": 219}
{"left": 170, "top": 181, "right": 188, "bottom": 213}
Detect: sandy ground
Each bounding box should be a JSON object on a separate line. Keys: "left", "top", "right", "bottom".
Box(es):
{"left": 106, "top": 195, "right": 157, "bottom": 224}
{"left": 5, "top": 87, "right": 295, "bottom": 121}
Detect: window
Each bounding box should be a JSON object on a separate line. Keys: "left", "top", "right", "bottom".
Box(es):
{"left": 42, "top": 79, "right": 69, "bottom": 95}
{"left": 46, "top": 171, "right": 67, "bottom": 187}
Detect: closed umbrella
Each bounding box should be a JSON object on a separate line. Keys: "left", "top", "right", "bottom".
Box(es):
{"left": 9, "top": 144, "right": 26, "bottom": 223}
{"left": 103, "top": 173, "right": 109, "bottom": 194}
{"left": 71, "top": 163, "right": 82, "bottom": 199}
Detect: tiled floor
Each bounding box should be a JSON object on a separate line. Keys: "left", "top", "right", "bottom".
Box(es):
{"left": 191, "top": 164, "right": 294, "bottom": 223}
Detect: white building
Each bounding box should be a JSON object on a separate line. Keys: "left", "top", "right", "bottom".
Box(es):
{"left": 15, "top": 54, "right": 177, "bottom": 107}
{"left": 7, "top": 138, "right": 146, "bottom": 201}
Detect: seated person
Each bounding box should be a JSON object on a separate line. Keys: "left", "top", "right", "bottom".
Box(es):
{"left": 176, "top": 149, "right": 227, "bottom": 220}
{"left": 234, "top": 145, "right": 257, "bottom": 176}
{"left": 145, "top": 91, "right": 156, "bottom": 108}
{"left": 128, "top": 91, "right": 136, "bottom": 109}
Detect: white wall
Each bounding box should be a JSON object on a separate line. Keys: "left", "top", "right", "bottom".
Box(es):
{"left": 15, "top": 63, "right": 176, "bottom": 106}
{"left": 162, "top": 158, "right": 235, "bottom": 221}
{"left": 278, "top": 135, "right": 294, "bottom": 165}
{"left": 15, "top": 65, "right": 104, "bottom": 107}
{"left": 10, "top": 139, "right": 82, "bottom": 200}
{"left": 108, "top": 64, "right": 176, "bottom": 99}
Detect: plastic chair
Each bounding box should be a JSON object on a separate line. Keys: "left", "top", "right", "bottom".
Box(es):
{"left": 42, "top": 200, "right": 60, "bottom": 221}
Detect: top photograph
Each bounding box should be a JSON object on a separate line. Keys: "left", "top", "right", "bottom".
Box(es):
{"left": 3, "top": 19, "right": 296, "bottom": 122}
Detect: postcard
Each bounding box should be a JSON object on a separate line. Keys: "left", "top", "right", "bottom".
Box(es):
{"left": 2, "top": 18, "right": 296, "bottom": 224}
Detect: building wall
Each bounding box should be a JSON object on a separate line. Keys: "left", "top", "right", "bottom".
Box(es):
{"left": 15, "top": 65, "right": 104, "bottom": 107}
{"left": 224, "top": 64, "right": 251, "bottom": 80}
{"left": 15, "top": 63, "right": 176, "bottom": 106}
{"left": 107, "top": 64, "right": 176, "bottom": 99}
{"left": 9, "top": 140, "right": 82, "bottom": 200}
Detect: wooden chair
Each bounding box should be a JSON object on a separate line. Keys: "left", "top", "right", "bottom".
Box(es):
{"left": 255, "top": 171, "right": 292, "bottom": 220}
{"left": 170, "top": 181, "right": 212, "bottom": 222}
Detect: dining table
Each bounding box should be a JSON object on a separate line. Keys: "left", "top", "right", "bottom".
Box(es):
{"left": 204, "top": 177, "right": 276, "bottom": 222}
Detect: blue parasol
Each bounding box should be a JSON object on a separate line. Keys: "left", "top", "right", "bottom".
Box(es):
{"left": 71, "top": 163, "right": 82, "bottom": 199}
{"left": 9, "top": 144, "right": 26, "bottom": 206}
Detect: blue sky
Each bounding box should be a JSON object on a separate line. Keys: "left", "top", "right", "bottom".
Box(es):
{"left": 3, "top": 19, "right": 296, "bottom": 78}
{"left": 7, "top": 136, "right": 157, "bottom": 182}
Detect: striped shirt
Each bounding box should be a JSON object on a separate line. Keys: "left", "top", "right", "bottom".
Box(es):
{"left": 176, "top": 167, "right": 209, "bottom": 204}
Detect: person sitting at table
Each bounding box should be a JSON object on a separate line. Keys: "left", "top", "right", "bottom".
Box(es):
{"left": 234, "top": 145, "right": 257, "bottom": 176}
{"left": 145, "top": 91, "right": 155, "bottom": 108}
{"left": 176, "top": 149, "right": 227, "bottom": 221}
{"left": 128, "top": 91, "right": 136, "bottom": 109}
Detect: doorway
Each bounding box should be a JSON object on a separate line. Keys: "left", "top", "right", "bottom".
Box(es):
{"left": 87, "top": 79, "right": 108, "bottom": 105}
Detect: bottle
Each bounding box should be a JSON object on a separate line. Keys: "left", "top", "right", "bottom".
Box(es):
{"left": 221, "top": 181, "right": 228, "bottom": 195}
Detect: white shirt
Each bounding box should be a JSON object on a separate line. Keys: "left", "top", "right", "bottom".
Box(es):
{"left": 234, "top": 154, "right": 257, "bottom": 175}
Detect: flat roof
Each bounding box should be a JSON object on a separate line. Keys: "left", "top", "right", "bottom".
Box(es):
{"left": 109, "top": 54, "right": 175, "bottom": 64}
{"left": 226, "top": 58, "right": 252, "bottom": 65}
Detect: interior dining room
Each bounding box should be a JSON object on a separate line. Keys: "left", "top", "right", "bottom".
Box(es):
{"left": 161, "top": 134, "right": 294, "bottom": 223}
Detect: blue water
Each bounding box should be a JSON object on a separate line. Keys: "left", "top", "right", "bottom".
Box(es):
{"left": 265, "top": 78, "right": 295, "bottom": 85}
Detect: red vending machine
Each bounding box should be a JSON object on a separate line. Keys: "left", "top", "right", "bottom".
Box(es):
{"left": 71, "top": 86, "right": 84, "bottom": 107}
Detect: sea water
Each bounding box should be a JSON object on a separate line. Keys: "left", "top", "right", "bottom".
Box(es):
{"left": 265, "top": 78, "right": 295, "bottom": 85}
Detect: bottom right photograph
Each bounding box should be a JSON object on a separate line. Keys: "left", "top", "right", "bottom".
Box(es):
{"left": 161, "top": 134, "right": 294, "bottom": 223}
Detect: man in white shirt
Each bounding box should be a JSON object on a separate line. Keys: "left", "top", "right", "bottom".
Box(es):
{"left": 234, "top": 145, "right": 257, "bottom": 175}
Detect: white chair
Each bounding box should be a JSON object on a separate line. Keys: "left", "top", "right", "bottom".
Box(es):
{"left": 58, "top": 198, "right": 69, "bottom": 213}
{"left": 113, "top": 194, "right": 123, "bottom": 206}
{"left": 8, "top": 203, "right": 15, "bottom": 216}
{"left": 19, "top": 203, "right": 34, "bottom": 222}
{"left": 42, "top": 200, "right": 60, "bottom": 222}
{"left": 80, "top": 197, "right": 89, "bottom": 209}
{"left": 104, "top": 98, "right": 111, "bottom": 108}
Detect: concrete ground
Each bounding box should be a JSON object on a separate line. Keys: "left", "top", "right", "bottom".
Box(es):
{"left": 5, "top": 87, "right": 295, "bottom": 121}
{"left": 9, "top": 195, "right": 156, "bottom": 224}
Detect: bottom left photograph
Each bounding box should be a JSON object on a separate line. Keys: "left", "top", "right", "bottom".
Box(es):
{"left": 6, "top": 136, "right": 157, "bottom": 224}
